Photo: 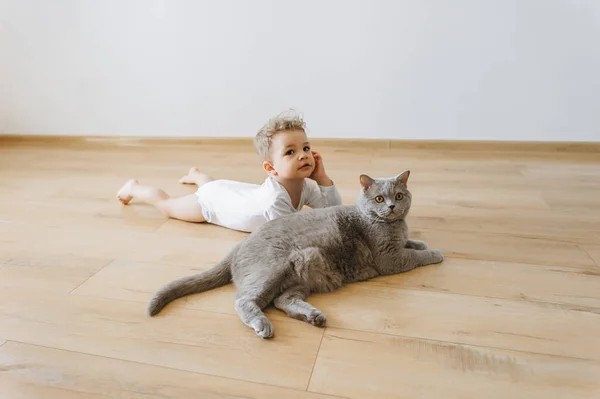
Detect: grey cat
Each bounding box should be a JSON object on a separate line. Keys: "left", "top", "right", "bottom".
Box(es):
{"left": 147, "top": 170, "right": 443, "bottom": 338}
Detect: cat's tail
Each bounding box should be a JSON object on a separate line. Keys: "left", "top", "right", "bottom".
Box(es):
{"left": 147, "top": 248, "right": 235, "bottom": 316}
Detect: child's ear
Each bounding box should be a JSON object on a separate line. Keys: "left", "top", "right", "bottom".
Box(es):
{"left": 263, "top": 161, "right": 277, "bottom": 176}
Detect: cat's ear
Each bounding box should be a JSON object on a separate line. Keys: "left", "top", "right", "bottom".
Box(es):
{"left": 360, "top": 174, "right": 375, "bottom": 191}
{"left": 396, "top": 170, "right": 410, "bottom": 186}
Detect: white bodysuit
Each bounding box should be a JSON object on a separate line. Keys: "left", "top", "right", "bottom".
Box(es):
{"left": 195, "top": 176, "right": 343, "bottom": 233}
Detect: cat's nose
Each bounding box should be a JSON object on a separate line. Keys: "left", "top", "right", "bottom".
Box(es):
{"left": 389, "top": 205, "right": 395, "bottom": 210}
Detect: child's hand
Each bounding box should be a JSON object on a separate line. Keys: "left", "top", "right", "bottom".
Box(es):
{"left": 309, "top": 151, "right": 333, "bottom": 186}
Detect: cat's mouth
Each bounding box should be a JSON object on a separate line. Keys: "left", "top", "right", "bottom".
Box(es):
{"left": 383, "top": 209, "right": 404, "bottom": 219}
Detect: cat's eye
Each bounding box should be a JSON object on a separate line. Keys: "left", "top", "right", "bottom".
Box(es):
{"left": 395, "top": 193, "right": 404, "bottom": 200}
{"left": 375, "top": 196, "right": 384, "bottom": 203}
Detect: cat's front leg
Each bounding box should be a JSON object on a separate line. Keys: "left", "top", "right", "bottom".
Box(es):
{"left": 411, "top": 248, "right": 443, "bottom": 267}
{"left": 379, "top": 248, "right": 444, "bottom": 275}
{"left": 405, "top": 239, "right": 428, "bottom": 250}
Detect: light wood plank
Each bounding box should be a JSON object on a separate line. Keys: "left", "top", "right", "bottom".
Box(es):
{"left": 522, "top": 163, "right": 600, "bottom": 186}
{"left": 0, "top": 341, "right": 341, "bottom": 399}
{"left": 414, "top": 229, "right": 596, "bottom": 268}
{"left": 0, "top": 223, "right": 237, "bottom": 267}
{"left": 408, "top": 205, "right": 600, "bottom": 245}
{"left": 154, "top": 218, "right": 249, "bottom": 241}
{"left": 308, "top": 328, "right": 600, "bottom": 399}
{"left": 72, "top": 259, "right": 240, "bottom": 316}
{"left": 542, "top": 190, "right": 600, "bottom": 210}
{"left": 0, "top": 288, "right": 324, "bottom": 390}
{"left": 0, "top": 251, "right": 111, "bottom": 293}
{"left": 583, "top": 246, "right": 600, "bottom": 267}
{"left": 410, "top": 184, "right": 549, "bottom": 210}
{"left": 307, "top": 284, "right": 600, "bottom": 361}
{"left": 0, "top": 198, "right": 167, "bottom": 233}
{"left": 365, "top": 257, "right": 600, "bottom": 308}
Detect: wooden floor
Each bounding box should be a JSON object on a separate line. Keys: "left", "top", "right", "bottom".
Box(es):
{"left": 1, "top": 138, "right": 599, "bottom": 398}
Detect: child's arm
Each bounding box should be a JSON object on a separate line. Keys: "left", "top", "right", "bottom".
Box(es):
{"left": 306, "top": 151, "right": 343, "bottom": 208}
{"left": 305, "top": 181, "right": 343, "bottom": 209}
{"left": 308, "top": 151, "right": 334, "bottom": 187}
{"left": 263, "top": 196, "right": 297, "bottom": 221}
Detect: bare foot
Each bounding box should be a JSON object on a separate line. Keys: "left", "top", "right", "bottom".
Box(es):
{"left": 178, "top": 167, "right": 212, "bottom": 185}
{"left": 117, "top": 179, "right": 138, "bottom": 205}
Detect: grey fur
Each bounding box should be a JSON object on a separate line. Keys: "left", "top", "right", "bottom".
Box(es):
{"left": 147, "top": 170, "right": 443, "bottom": 338}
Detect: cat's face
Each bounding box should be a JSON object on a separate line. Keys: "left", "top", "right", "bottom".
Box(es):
{"left": 356, "top": 171, "right": 412, "bottom": 221}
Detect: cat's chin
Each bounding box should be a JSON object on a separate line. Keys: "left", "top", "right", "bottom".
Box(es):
{"left": 374, "top": 211, "right": 404, "bottom": 221}
{"left": 363, "top": 209, "right": 405, "bottom": 222}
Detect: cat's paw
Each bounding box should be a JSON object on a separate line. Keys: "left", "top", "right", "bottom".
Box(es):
{"left": 307, "top": 310, "right": 327, "bottom": 327}
{"left": 429, "top": 249, "right": 444, "bottom": 264}
{"left": 252, "top": 317, "right": 274, "bottom": 339}
{"left": 410, "top": 240, "right": 428, "bottom": 250}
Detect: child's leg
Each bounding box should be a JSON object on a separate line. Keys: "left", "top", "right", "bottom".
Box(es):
{"left": 178, "top": 167, "right": 214, "bottom": 186}
{"left": 117, "top": 179, "right": 205, "bottom": 222}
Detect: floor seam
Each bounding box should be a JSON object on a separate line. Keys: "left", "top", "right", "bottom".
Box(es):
{"left": 580, "top": 246, "right": 600, "bottom": 270}
{"left": 305, "top": 328, "right": 326, "bottom": 391}
{"left": 68, "top": 259, "right": 116, "bottom": 294}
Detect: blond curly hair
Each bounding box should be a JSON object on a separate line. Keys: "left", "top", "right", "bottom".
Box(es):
{"left": 254, "top": 109, "right": 306, "bottom": 160}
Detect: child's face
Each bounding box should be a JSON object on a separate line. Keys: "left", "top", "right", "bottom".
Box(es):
{"left": 264, "top": 129, "right": 315, "bottom": 180}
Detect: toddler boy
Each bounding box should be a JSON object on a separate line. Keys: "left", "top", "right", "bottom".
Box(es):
{"left": 116, "top": 110, "right": 343, "bottom": 233}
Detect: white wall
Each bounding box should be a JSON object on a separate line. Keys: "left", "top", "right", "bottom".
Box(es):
{"left": 1, "top": 0, "right": 599, "bottom": 141}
